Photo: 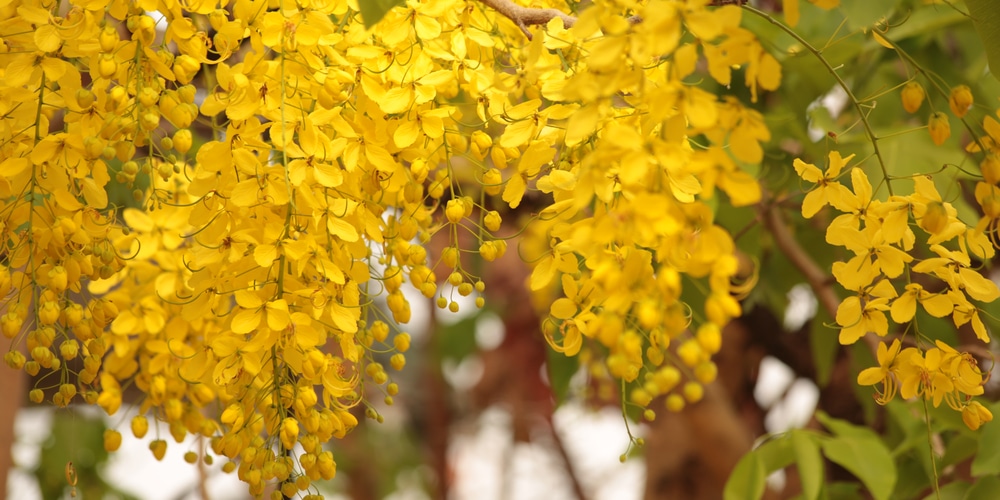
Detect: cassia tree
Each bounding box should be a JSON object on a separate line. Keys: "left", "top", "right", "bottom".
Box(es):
{"left": 1, "top": 0, "right": 1000, "bottom": 498}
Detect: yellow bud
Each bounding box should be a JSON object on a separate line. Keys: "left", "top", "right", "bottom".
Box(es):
{"left": 177, "top": 85, "right": 197, "bottom": 104}
{"left": 48, "top": 266, "right": 68, "bottom": 293}
{"left": 448, "top": 272, "right": 463, "bottom": 286}
{"left": 104, "top": 430, "right": 122, "bottom": 452}
{"left": 654, "top": 366, "right": 681, "bottom": 393}
{"left": 457, "top": 283, "right": 473, "bottom": 296}
{"left": 132, "top": 415, "right": 149, "bottom": 438}
{"left": 173, "top": 129, "right": 193, "bottom": 154}
{"left": 184, "top": 451, "right": 198, "bottom": 464}
{"left": 484, "top": 211, "right": 501, "bottom": 231}
{"left": 58, "top": 384, "right": 77, "bottom": 404}
{"left": 479, "top": 241, "right": 498, "bottom": 261}
{"left": 483, "top": 168, "right": 503, "bottom": 196}
{"left": 949, "top": 84, "right": 973, "bottom": 118}
{"left": 59, "top": 340, "right": 79, "bottom": 361}
{"left": 683, "top": 382, "right": 704, "bottom": 403}
{"left": 371, "top": 321, "right": 389, "bottom": 343}
{"left": 665, "top": 393, "right": 685, "bottom": 412}
{"left": 448, "top": 301, "right": 460, "bottom": 313}
{"left": 75, "top": 88, "right": 96, "bottom": 109}
{"left": 445, "top": 199, "right": 465, "bottom": 224}
{"left": 99, "top": 26, "right": 118, "bottom": 53}
{"left": 630, "top": 388, "right": 653, "bottom": 406}
{"left": 694, "top": 362, "right": 718, "bottom": 384}
{"left": 393, "top": 333, "right": 411, "bottom": 353}
{"left": 901, "top": 81, "right": 925, "bottom": 113}
{"left": 982, "top": 155, "right": 1000, "bottom": 185}
{"left": 442, "top": 247, "right": 459, "bottom": 268}
{"left": 138, "top": 87, "right": 160, "bottom": 108}
{"left": 280, "top": 418, "right": 299, "bottom": 451}
{"left": 472, "top": 130, "right": 492, "bottom": 152}
{"left": 920, "top": 201, "right": 949, "bottom": 234}
{"left": 4, "top": 351, "right": 25, "bottom": 370}
{"left": 149, "top": 440, "right": 167, "bottom": 461}
{"left": 97, "top": 53, "right": 117, "bottom": 79}
{"left": 390, "top": 353, "right": 406, "bottom": 370}
{"left": 929, "top": 112, "right": 951, "bottom": 146}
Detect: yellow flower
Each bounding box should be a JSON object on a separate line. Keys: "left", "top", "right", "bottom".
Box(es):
{"left": 963, "top": 401, "right": 994, "bottom": 431}
{"left": 857, "top": 339, "right": 902, "bottom": 404}
{"left": 835, "top": 280, "right": 896, "bottom": 344}
{"left": 793, "top": 151, "right": 855, "bottom": 218}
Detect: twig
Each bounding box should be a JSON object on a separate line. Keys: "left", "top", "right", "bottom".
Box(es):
{"left": 547, "top": 418, "right": 589, "bottom": 500}
{"left": 475, "top": 0, "right": 643, "bottom": 39}
{"left": 477, "top": 0, "right": 578, "bottom": 38}
{"left": 762, "top": 204, "right": 840, "bottom": 319}
{"left": 762, "top": 203, "right": 883, "bottom": 354}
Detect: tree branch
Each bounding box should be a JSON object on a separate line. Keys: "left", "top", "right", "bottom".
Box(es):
{"left": 477, "top": 0, "right": 579, "bottom": 39}
{"left": 762, "top": 204, "right": 840, "bottom": 320}
{"left": 475, "top": 0, "right": 647, "bottom": 39}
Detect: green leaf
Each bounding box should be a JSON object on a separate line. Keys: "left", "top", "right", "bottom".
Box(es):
{"left": 838, "top": 0, "right": 895, "bottom": 31}
{"left": 724, "top": 449, "right": 767, "bottom": 500}
{"left": 941, "top": 434, "right": 978, "bottom": 470}
{"left": 921, "top": 480, "right": 970, "bottom": 500}
{"left": 358, "top": 0, "right": 406, "bottom": 28}
{"left": 546, "top": 347, "right": 579, "bottom": 405}
{"left": 791, "top": 431, "right": 823, "bottom": 500}
{"left": 808, "top": 311, "right": 837, "bottom": 387}
{"left": 820, "top": 435, "right": 896, "bottom": 500}
{"left": 816, "top": 411, "right": 881, "bottom": 441}
{"left": 971, "top": 401, "right": 1000, "bottom": 476}
{"left": 757, "top": 435, "right": 797, "bottom": 472}
{"left": 967, "top": 0, "right": 1000, "bottom": 81}
{"left": 964, "top": 475, "right": 1000, "bottom": 500}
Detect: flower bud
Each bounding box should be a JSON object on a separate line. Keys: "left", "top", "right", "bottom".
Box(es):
{"left": 982, "top": 155, "right": 1000, "bottom": 185}
{"left": 949, "top": 84, "right": 973, "bottom": 118}
{"left": 929, "top": 112, "right": 950, "bottom": 146}
{"left": 104, "top": 430, "right": 122, "bottom": 452}
{"left": 445, "top": 199, "right": 465, "bottom": 224}
{"left": 901, "top": 81, "right": 925, "bottom": 113}
{"left": 173, "top": 129, "right": 193, "bottom": 154}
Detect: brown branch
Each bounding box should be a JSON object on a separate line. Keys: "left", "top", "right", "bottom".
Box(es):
{"left": 761, "top": 204, "right": 840, "bottom": 319}
{"left": 475, "top": 0, "right": 642, "bottom": 39}
{"left": 477, "top": 0, "right": 578, "bottom": 38}
{"left": 761, "top": 204, "right": 885, "bottom": 355}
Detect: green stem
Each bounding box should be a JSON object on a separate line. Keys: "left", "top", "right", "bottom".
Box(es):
{"left": 922, "top": 396, "right": 941, "bottom": 500}
{"left": 743, "top": 5, "right": 894, "bottom": 195}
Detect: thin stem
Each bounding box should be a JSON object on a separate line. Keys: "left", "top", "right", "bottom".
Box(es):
{"left": 922, "top": 396, "right": 941, "bottom": 500}
{"left": 744, "top": 5, "right": 894, "bottom": 195}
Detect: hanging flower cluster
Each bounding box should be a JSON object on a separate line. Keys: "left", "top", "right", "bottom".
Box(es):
{"left": 505, "top": 1, "right": 780, "bottom": 418}
{"left": 0, "top": 0, "right": 788, "bottom": 496}
{"left": 794, "top": 145, "right": 996, "bottom": 427}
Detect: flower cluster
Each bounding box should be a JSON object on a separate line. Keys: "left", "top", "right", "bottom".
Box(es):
{"left": 0, "top": 0, "right": 783, "bottom": 495}
{"left": 514, "top": 0, "right": 777, "bottom": 418}
{"left": 795, "top": 147, "right": 996, "bottom": 427}
{"left": 858, "top": 339, "right": 992, "bottom": 430}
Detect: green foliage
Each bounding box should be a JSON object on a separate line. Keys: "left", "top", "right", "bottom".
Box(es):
{"left": 970, "top": 402, "right": 1000, "bottom": 476}
{"left": 357, "top": 0, "right": 406, "bottom": 28}
{"left": 34, "top": 410, "right": 138, "bottom": 500}
{"left": 967, "top": 0, "right": 1000, "bottom": 81}
{"left": 725, "top": 415, "right": 897, "bottom": 500}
